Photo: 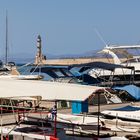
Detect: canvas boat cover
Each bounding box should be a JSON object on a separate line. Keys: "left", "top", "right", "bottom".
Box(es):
{"left": 110, "top": 105, "right": 140, "bottom": 111}
{"left": 114, "top": 84, "right": 140, "bottom": 100}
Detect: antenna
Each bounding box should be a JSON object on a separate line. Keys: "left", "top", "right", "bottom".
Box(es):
{"left": 5, "top": 10, "right": 8, "bottom": 64}
{"left": 94, "top": 28, "right": 108, "bottom": 47}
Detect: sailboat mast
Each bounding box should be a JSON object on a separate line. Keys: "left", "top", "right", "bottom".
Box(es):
{"left": 5, "top": 11, "right": 8, "bottom": 64}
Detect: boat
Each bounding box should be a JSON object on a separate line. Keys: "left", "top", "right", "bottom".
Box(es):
{"left": 104, "top": 44, "right": 140, "bottom": 67}
{"left": 101, "top": 105, "right": 140, "bottom": 122}
{"left": 82, "top": 45, "right": 140, "bottom": 86}
{"left": 0, "top": 63, "right": 44, "bottom": 80}
{"left": 102, "top": 45, "right": 140, "bottom": 68}
{"left": 21, "top": 113, "right": 107, "bottom": 130}
{"left": 0, "top": 13, "right": 44, "bottom": 81}
{"left": 30, "top": 65, "right": 81, "bottom": 83}
{"left": 0, "top": 125, "right": 130, "bottom": 140}
{"left": 0, "top": 72, "right": 43, "bottom": 80}
{"left": 68, "top": 61, "right": 135, "bottom": 87}
{"left": 20, "top": 112, "right": 120, "bottom": 139}
{"left": 0, "top": 126, "right": 59, "bottom": 140}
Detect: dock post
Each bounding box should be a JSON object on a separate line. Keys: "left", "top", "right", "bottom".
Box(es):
{"left": 97, "top": 92, "right": 100, "bottom": 137}
{"left": 54, "top": 101, "right": 57, "bottom": 138}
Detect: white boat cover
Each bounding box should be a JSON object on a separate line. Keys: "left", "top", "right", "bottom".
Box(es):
{"left": 0, "top": 79, "right": 105, "bottom": 101}
{"left": 8, "top": 96, "right": 37, "bottom": 101}
{"left": 57, "top": 113, "right": 99, "bottom": 125}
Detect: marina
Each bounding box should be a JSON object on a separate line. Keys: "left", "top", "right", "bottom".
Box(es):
{"left": 1, "top": 1, "right": 140, "bottom": 139}
{"left": 1, "top": 36, "right": 140, "bottom": 139}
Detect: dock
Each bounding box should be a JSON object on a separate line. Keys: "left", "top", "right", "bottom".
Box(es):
{"left": 1, "top": 101, "right": 140, "bottom": 139}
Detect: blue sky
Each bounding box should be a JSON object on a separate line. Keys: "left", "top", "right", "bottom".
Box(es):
{"left": 0, "top": 0, "right": 140, "bottom": 59}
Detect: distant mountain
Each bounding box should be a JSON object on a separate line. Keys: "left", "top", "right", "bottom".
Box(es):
{"left": 50, "top": 49, "right": 103, "bottom": 59}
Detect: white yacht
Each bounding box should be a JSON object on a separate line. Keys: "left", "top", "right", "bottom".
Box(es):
{"left": 89, "top": 45, "right": 140, "bottom": 82}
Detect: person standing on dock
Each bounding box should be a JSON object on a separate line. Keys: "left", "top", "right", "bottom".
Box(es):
{"left": 51, "top": 105, "right": 57, "bottom": 120}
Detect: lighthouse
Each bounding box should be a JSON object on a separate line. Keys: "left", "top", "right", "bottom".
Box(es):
{"left": 35, "top": 35, "right": 46, "bottom": 65}
{"left": 37, "top": 35, "right": 42, "bottom": 61}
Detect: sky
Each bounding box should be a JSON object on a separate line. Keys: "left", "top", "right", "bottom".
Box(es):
{"left": 0, "top": 0, "right": 140, "bottom": 60}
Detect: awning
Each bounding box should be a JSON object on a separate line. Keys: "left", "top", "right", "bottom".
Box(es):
{"left": 0, "top": 79, "right": 105, "bottom": 101}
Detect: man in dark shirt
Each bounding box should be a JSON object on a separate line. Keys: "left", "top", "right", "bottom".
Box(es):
{"left": 51, "top": 105, "right": 57, "bottom": 120}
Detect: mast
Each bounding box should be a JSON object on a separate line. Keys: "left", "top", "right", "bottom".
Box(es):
{"left": 5, "top": 11, "right": 8, "bottom": 64}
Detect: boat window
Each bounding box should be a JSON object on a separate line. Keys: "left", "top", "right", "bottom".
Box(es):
{"left": 70, "top": 67, "right": 81, "bottom": 76}
{"left": 62, "top": 69, "right": 73, "bottom": 77}
{"left": 53, "top": 69, "right": 65, "bottom": 77}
